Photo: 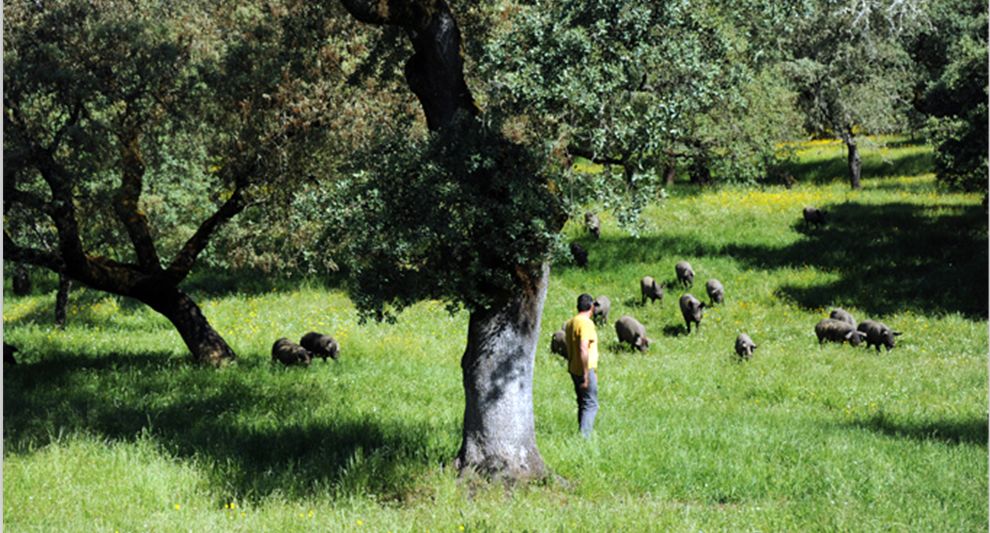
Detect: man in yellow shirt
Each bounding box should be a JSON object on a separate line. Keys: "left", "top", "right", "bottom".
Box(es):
{"left": 565, "top": 293, "right": 599, "bottom": 437}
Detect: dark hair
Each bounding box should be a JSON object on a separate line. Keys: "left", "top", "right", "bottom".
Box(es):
{"left": 577, "top": 293, "right": 594, "bottom": 312}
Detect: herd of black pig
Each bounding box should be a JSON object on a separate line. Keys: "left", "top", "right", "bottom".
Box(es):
{"left": 268, "top": 207, "right": 901, "bottom": 368}
{"left": 551, "top": 208, "right": 901, "bottom": 362}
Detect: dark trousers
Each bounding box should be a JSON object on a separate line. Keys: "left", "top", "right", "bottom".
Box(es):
{"left": 570, "top": 369, "right": 599, "bottom": 437}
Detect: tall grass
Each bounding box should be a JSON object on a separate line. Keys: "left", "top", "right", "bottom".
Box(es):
{"left": 4, "top": 139, "right": 987, "bottom": 531}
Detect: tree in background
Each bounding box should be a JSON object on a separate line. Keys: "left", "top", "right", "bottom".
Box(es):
{"left": 908, "top": 0, "right": 987, "bottom": 193}
{"left": 784, "top": 0, "right": 922, "bottom": 189}
{"left": 478, "top": 0, "right": 801, "bottom": 228}
{"left": 3, "top": 1, "right": 350, "bottom": 364}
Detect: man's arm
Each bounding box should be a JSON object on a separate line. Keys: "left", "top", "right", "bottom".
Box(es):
{"left": 579, "top": 338, "right": 590, "bottom": 389}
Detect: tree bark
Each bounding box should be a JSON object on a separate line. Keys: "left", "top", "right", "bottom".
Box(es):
{"left": 11, "top": 263, "right": 31, "bottom": 295}
{"left": 664, "top": 163, "right": 677, "bottom": 187}
{"left": 138, "top": 285, "right": 235, "bottom": 366}
{"left": 844, "top": 133, "right": 862, "bottom": 189}
{"left": 456, "top": 264, "right": 548, "bottom": 481}
{"left": 339, "top": 0, "right": 549, "bottom": 481}
{"left": 54, "top": 274, "right": 71, "bottom": 329}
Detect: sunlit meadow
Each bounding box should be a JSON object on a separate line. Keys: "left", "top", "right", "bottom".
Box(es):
{"left": 4, "top": 139, "right": 987, "bottom": 531}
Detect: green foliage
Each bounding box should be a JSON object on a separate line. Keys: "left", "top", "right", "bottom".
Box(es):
{"left": 479, "top": 0, "right": 801, "bottom": 223}
{"left": 690, "top": 65, "right": 804, "bottom": 183}
{"left": 3, "top": 0, "right": 368, "bottom": 269}
{"left": 783, "top": 0, "right": 921, "bottom": 138}
{"left": 327, "top": 117, "right": 565, "bottom": 320}
{"left": 4, "top": 141, "right": 987, "bottom": 530}
{"left": 910, "top": 0, "right": 988, "bottom": 192}
{"left": 4, "top": 0, "right": 207, "bottom": 261}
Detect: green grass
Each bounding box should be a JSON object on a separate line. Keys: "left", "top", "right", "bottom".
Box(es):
{"left": 4, "top": 138, "right": 987, "bottom": 531}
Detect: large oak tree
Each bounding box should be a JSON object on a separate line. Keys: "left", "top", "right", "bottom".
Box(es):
{"left": 333, "top": 0, "right": 563, "bottom": 480}
{"left": 4, "top": 1, "right": 355, "bottom": 364}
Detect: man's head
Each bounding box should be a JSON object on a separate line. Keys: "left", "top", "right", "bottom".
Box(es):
{"left": 577, "top": 293, "right": 594, "bottom": 313}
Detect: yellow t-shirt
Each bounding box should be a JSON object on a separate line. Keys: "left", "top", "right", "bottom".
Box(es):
{"left": 565, "top": 313, "right": 599, "bottom": 376}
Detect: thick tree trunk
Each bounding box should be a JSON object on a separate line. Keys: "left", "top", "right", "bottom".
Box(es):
{"left": 11, "top": 263, "right": 31, "bottom": 295}
{"left": 664, "top": 163, "right": 677, "bottom": 187}
{"left": 54, "top": 274, "right": 71, "bottom": 329}
{"left": 338, "top": 0, "right": 549, "bottom": 481}
{"left": 844, "top": 134, "right": 862, "bottom": 189}
{"left": 140, "top": 286, "right": 235, "bottom": 366}
{"left": 456, "top": 264, "right": 549, "bottom": 481}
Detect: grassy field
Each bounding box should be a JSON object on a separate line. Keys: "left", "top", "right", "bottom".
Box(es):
{"left": 4, "top": 138, "right": 987, "bottom": 532}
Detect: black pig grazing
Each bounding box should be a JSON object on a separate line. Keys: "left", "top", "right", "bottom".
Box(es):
{"left": 675, "top": 261, "right": 695, "bottom": 287}
{"left": 815, "top": 319, "right": 867, "bottom": 347}
{"left": 829, "top": 308, "right": 856, "bottom": 326}
{"left": 705, "top": 279, "right": 724, "bottom": 305}
{"left": 857, "top": 320, "right": 902, "bottom": 352}
{"left": 300, "top": 332, "right": 340, "bottom": 362}
{"left": 640, "top": 276, "right": 664, "bottom": 305}
{"left": 272, "top": 338, "right": 313, "bottom": 366}
{"left": 584, "top": 212, "right": 601, "bottom": 239}
{"left": 550, "top": 329, "right": 568, "bottom": 359}
{"left": 735, "top": 333, "right": 757, "bottom": 359}
{"left": 679, "top": 294, "right": 705, "bottom": 333}
{"left": 803, "top": 206, "right": 827, "bottom": 226}
{"left": 615, "top": 315, "right": 651, "bottom": 352}
{"left": 570, "top": 242, "right": 588, "bottom": 268}
{"left": 592, "top": 295, "right": 611, "bottom": 325}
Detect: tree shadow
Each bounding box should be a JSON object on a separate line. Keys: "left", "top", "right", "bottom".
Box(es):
{"left": 3, "top": 268, "right": 348, "bottom": 330}
{"left": 845, "top": 413, "right": 988, "bottom": 447}
{"left": 724, "top": 202, "right": 988, "bottom": 319}
{"left": 3, "top": 352, "right": 436, "bottom": 502}
{"left": 2, "top": 290, "right": 154, "bottom": 331}
{"left": 179, "top": 268, "right": 346, "bottom": 298}
{"left": 606, "top": 340, "right": 650, "bottom": 354}
{"left": 557, "top": 234, "right": 721, "bottom": 272}
{"left": 784, "top": 150, "right": 934, "bottom": 185}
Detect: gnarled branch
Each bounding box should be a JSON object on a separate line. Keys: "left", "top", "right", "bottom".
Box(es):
{"left": 164, "top": 181, "right": 248, "bottom": 284}
{"left": 114, "top": 127, "right": 162, "bottom": 272}
{"left": 4, "top": 187, "right": 53, "bottom": 216}
{"left": 4, "top": 231, "right": 64, "bottom": 271}
{"left": 339, "top": 0, "right": 477, "bottom": 131}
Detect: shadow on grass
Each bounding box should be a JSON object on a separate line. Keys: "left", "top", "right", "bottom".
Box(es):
{"left": 557, "top": 234, "right": 721, "bottom": 273}
{"left": 783, "top": 148, "right": 934, "bottom": 185}
{"left": 2, "top": 290, "right": 153, "bottom": 331}
{"left": 563, "top": 198, "right": 986, "bottom": 319}
{"left": 3, "top": 352, "right": 438, "bottom": 502}
{"left": 661, "top": 324, "right": 688, "bottom": 337}
{"left": 3, "top": 267, "right": 348, "bottom": 330}
{"left": 847, "top": 413, "right": 988, "bottom": 446}
{"left": 724, "top": 201, "right": 988, "bottom": 319}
